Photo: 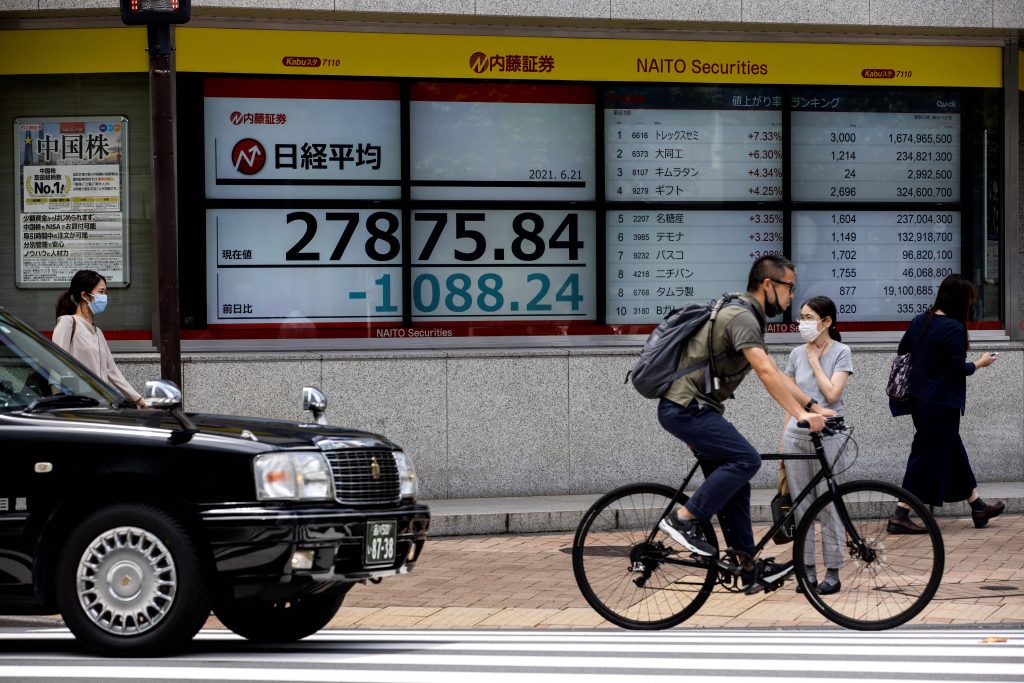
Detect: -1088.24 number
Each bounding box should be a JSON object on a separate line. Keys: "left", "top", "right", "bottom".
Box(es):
{"left": 413, "top": 272, "right": 583, "bottom": 315}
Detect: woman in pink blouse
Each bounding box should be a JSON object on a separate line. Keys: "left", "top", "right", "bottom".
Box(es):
{"left": 52, "top": 270, "right": 146, "bottom": 408}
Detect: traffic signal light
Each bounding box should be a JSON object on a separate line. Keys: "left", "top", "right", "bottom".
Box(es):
{"left": 120, "top": 0, "right": 190, "bottom": 25}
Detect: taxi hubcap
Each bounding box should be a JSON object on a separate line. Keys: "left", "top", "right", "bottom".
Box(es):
{"left": 76, "top": 526, "right": 177, "bottom": 636}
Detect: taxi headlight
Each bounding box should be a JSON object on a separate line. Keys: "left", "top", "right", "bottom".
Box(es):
{"left": 392, "top": 451, "right": 418, "bottom": 498}
{"left": 254, "top": 452, "right": 334, "bottom": 500}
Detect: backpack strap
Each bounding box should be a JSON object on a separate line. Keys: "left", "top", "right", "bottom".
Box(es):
{"left": 667, "top": 295, "right": 754, "bottom": 391}
{"left": 706, "top": 293, "right": 755, "bottom": 393}
{"left": 69, "top": 316, "right": 77, "bottom": 350}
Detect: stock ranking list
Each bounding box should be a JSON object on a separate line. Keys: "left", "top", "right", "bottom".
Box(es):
{"left": 605, "top": 87, "right": 783, "bottom": 202}
{"left": 792, "top": 211, "right": 962, "bottom": 320}
{"left": 606, "top": 210, "right": 784, "bottom": 324}
{"left": 789, "top": 92, "right": 962, "bottom": 321}
{"left": 790, "top": 92, "right": 960, "bottom": 202}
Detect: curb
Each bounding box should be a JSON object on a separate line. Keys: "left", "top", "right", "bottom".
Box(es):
{"left": 424, "top": 481, "right": 1024, "bottom": 536}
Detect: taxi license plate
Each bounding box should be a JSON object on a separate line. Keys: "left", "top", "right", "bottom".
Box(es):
{"left": 365, "top": 520, "right": 397, "bottom": 566}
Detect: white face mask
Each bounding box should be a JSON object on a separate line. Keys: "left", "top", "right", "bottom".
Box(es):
{"left": 798, "top": 320, "right": 823, "bottom": 342}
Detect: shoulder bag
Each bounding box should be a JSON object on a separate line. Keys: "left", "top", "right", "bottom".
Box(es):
{"left": 770, "top": 463, "right": 794, "bottom": 545}
{"left": 886, "top": 352, "right": 911, "bottom": 401}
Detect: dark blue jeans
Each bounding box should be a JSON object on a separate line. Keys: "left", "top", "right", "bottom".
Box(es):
{"left": 658, "top": 398, "right": 761, "bottom": 556}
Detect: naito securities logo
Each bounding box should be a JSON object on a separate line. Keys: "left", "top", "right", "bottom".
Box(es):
{"left": 469, "top": 51, "right": 555, "bottom": 74}
{"left": 229, "top": 111, "right": 287, "bottom": 125}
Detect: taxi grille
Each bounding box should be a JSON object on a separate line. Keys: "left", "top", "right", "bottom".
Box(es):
{"left": 325, "top": 449, "right": 401, "bottom": 505}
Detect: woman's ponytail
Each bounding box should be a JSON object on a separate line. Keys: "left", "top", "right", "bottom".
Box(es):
{"left": 55, "top": 290, "right": 77, "bottom": 320}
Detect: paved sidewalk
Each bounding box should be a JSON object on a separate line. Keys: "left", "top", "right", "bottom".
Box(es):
{"left": 9, "top": 513, "right": 1022, "bottom": 633}
{"left": 328, "top": 512, "right": 1024, "bottom": 630}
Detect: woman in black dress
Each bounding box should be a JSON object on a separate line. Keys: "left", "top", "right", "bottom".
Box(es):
{"left": 888, "top": 274, "right": 1003, "bottom": 533}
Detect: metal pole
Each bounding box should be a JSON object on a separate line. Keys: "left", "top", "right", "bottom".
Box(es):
{"left": 148, "top": 23, "right": 182, "bottom": 386}
{"left": 1004, "top": 41, "right": 1021, "bottom": 341}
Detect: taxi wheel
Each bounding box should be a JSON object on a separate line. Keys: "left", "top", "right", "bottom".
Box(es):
{"left": 56, "top": 504, "right": 209, "bottom": 657}
{"left": 214, "top": 587, "right": 348, "bottom": 643}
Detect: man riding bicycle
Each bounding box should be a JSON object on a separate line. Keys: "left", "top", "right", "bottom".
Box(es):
{"left": 657, "top": 254, "right": 835, "bottom": 594}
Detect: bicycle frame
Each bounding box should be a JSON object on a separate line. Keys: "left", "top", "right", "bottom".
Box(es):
{"left": 573, "top": 416, "right": 943, "bottom": 630}
{"left": 648, "top": 424, "right": 875, "bottom": 565}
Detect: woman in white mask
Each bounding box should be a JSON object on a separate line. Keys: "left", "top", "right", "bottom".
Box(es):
{"left": 779, "top": 296, "right": 852, "bottom": 595}
{"left": 52, "top": 269, "right": 146, "bottom": 408}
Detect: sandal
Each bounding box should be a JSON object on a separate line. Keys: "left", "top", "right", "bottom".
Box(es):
{"left": 795, "top": 578, "right": 817, "bottom": 594}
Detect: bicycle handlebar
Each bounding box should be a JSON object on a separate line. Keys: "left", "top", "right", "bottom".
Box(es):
{"left": 795, "top": 415, "right": 846, "bottom": 437}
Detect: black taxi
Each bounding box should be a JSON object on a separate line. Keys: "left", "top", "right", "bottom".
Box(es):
{"left": 0, "top": 306, "right": 429, "bottom": 656}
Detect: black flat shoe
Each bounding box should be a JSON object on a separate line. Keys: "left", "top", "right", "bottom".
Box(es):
{"left": 816, "top": 575, "right": 841, "bottom": 595}
{"left": 972, "top": 501, "right": 1005, "bottom": 528}
{"left": 887, "top": 515, "right": 928, "bottom": 534}
{"left": 795, "top": 579, "right": 817, "bottom": 594}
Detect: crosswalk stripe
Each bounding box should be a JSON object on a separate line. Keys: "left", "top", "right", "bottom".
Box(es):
{"left": 0, "top": 628, "right": 1019, "bottom": 682}
{"left": 173, "top": 653, "right": 1024, "bottom": 675}
{"left": 0, "top": 669, "right": 1016, "bottom": 683}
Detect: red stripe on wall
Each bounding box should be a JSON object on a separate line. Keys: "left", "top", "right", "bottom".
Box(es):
{"left": 411, "top": 82, "right": 594, "bottom": 104}
{"left": 194, "top": 320, "right": 601, "bottom": 339}
{"left": 204, "top": 78, "right": 400, "bottom": 100}
{"left": 43, "top": 329, "right": 152, "bottom": 341}
{"left": 40, "top": 321, "right": 1003, "bottom": 342}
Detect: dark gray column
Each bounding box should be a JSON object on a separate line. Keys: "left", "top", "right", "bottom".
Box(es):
{"left": 1006, "top": 43, "right": 1021, "bottom": 340}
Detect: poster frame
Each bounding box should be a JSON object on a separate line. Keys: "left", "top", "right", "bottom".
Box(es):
{"left": 13, "top": 115, "right": 131, "bottom": 289}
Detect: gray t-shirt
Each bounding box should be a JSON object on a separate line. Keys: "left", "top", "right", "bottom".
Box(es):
{"left": 784, "top": 340, "right": 853, "bottom": 432}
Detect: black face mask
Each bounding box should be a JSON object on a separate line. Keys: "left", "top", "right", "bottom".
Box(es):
{"left": 764, "top": 283, "right": 784, "bottom": 318}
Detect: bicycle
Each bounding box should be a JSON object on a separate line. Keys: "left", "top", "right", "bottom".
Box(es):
{"left": 572, "top": 416, "right": 944, "bottom": 631}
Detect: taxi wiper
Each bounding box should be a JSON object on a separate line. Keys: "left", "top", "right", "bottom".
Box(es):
{"left": 25, "top": 394, "right": 101, "bottom": 412}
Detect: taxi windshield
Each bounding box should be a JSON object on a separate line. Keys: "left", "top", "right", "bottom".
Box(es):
{"left": 0, "top": 314, "right": 123, "bottom": 411}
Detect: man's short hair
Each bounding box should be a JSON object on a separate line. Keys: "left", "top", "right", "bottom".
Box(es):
{"left": 747, "top": 254, "right": 795, "bottom": 292}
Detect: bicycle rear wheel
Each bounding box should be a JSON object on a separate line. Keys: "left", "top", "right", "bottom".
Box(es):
{"left": 793, "top": 480, "right": 943, "bottom": 630}
{"left": 572, "top": 483, "right": 718, "bottom": 629}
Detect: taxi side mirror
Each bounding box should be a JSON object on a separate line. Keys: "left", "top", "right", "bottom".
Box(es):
{"left": 302, "top": 386, "right": 327, "bottom": 426}
{"left": 144, "top": 379, "right": 183, "bottom": 409}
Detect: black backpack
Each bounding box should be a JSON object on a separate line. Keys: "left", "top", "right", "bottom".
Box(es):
{"left": 626, "top": 293, "right": 754, "bottom": 399}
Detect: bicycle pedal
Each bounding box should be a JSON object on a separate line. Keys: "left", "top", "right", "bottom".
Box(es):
{"left": 742, "top": 575, "right": 786, "bottom": 595}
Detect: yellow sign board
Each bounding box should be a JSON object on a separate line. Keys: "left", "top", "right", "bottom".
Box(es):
{"left": 0, "top": 28, "right": 149, "bottom": 74}
{"left": 179, "top": 29, "right": 1001, "bottom": 87}
{"left": 0, "top": 26, "right": 1003, "bottom": 88}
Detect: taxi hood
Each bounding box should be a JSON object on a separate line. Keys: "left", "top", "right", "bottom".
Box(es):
{"left": 13, "top": 408, "right": 398, "bottom": 451}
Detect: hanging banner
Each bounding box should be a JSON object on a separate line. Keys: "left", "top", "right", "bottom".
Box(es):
{"left": 13, "top": 117, "right": 130, "bottom": 288}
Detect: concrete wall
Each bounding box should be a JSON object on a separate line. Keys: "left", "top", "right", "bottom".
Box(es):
{"left": 4, "top": 1, "right": 1022, "bottom": 31}
{"left": 113, "top": 344, "right": 1024, "bottom": 500}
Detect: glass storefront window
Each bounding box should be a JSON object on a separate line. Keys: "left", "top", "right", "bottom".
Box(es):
{"left": 178, "top": 77, "right": 1003, "bottom": 341}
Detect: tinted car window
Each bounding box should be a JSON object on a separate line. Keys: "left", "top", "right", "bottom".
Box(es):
{"left": 0, "top": 317, "right": 123, "bottom": 410}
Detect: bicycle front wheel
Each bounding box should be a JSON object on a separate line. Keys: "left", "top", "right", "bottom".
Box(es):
{"left": 572, "top": 483, "right": 717, "bottom": 629}
{"left": 793, "top": 480, "right": 944, "bottom": 630}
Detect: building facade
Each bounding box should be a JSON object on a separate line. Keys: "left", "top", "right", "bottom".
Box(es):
{"left": 1, "top": 1, "right": 1022, "bottom": 499}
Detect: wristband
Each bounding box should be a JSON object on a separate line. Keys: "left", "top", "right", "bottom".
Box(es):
{"left": 804, "top": 398, "right": 818, "bottom": 410}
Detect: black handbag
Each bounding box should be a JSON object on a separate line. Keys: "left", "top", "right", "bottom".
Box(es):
{"left": 770, "top": 465, "right": 794, "bottom": 545}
